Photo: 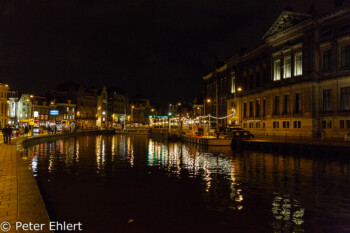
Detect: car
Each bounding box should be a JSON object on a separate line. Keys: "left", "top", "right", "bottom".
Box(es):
{"left": 227, "top": 127, "right": 254, "bottom": 140}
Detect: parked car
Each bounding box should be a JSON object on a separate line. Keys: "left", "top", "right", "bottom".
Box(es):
{"left": 227, "top": 127, "right": 254, "bottom": 140}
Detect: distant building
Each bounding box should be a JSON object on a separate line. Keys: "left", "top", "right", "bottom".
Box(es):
{"left": 7, "top": 90, "right": 19, "bottom": 125}
{"left": 0, "top": 81, "right": 9, "bottom": 128}
{"left": 96, "top": 87, "right": 108, "bottom": 128}
{"left": 131, "top": 99, "right": 154, "bottom": 124}
{"left": 222, "top": 5, "right": 350, "bottom": 138}
{"left": 107, "top": 88, "right": 129, "bottom": 127}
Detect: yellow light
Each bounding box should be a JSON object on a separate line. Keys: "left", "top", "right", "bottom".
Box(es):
{"left": 151, "top": 109, "right": 154, "bottom": 112}
{"left": 178, "top": 103, "right": 181, "bottom": 106}
{"left": 132, "top": 105, "right": 135, "bottom": 109}
{"left": 207, "top": 99, "right": 211, "bottom": 103}
{"left": 237, "top": 87, "right": 242, "bottom": 92}
{"left": 30, "top": 95, "right": 34, "bottom": 98}
{"left": 5, "top": 84, "right": 8, "bottom": 87}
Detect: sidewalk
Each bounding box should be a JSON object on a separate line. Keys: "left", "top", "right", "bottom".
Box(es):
{"left": 0, "top": 143, "right": 18, "bottom": 231}
{"left": 250, "top": 136, "right": 350, "bottom": 148}
{"left": 0, "top": 139, "right": 51, "bottom": 232}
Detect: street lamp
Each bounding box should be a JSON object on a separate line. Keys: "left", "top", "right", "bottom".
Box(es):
{"left": 204, "top": 98, "right": 211, "bottom": 116}
{"left": 237, "top": 87, "right": 243, "bottom": 126}
{"left": 131, "top": 105, "right": 135, "bottom": 124}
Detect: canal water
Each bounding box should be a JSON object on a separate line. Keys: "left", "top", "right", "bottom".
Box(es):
{"left": 26, "top": 135, "right": 350, "bottom": 233}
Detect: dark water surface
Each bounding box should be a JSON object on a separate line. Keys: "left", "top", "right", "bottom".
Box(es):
{"left": 26, "top": 135, "right": 350, "bottom": 233}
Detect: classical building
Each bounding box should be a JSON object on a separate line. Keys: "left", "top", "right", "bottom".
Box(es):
{"left": 0, "top": 81, "right": 9, "bottom": 129}
{"left": 224, "top": 5, "right": 350, "bottom": 139}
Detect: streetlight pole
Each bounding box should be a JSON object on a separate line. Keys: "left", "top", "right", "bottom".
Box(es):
{"left": 237, "top": 87, "right": 242, "bottom": 126}
{"left": 131, "top": 105, "right": 134, "bottom": 124}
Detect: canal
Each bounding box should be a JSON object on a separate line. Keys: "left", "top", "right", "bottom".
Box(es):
{"left": 26, "top": 134, "right": 350, "bottom": 233}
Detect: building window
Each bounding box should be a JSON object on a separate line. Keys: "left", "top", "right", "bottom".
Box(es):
{"left": 262, "top": 98, "right": 266, "bottom": 116}
{"left": 249, "top": 123, "right": 253, "bottom": 128}
{"left": 294, "top": 52, "right": 303, "bottom": 76}
{"left": 322, "top": 50, "right": 331, "bottom": 71}
{"left": 273, "top": 59, "right": 281, "bottom": 81}
{"left": 322, "top": 120, "right": 326, "bottom": 129}
{"left": 293, "top": 121, "right": 301, "bottom": 128}
{"left": 243, "top": 103, "right": 247, "bottom": 117}
{"left": 341, "top": 45, "right": 350, "bottom": 68}
{"left": 255, "top": 100, "right": 260, "bottom": 117}
{"left": 263, "top": 122, "right": 265, "bottom": 128}
{"left": 231, "top": 76, "right": 235, "bottom": 94}
{"left": 340, "top": 120, "right": 344, "bottom": 129}
{"left": 323, "top": 89, "right": 332, "bottom": 112}
{"left": 274, "top": 96, "right": 279, "bottom": 115}
{"left": 256, "top": 122, "right": 260, "bottom": 128}
{"left": 243, "top": 123, "right": 247, "bottom": 128}
{"left": 294, "top": 93, "right": 301, "bottom": 113}
{"left": 341, "top": 87, "right": 350, "bottom": 110}
{"left": 249, "top": 101, "right": 253, "bottom": 117}
{"left": 273, "top": 121, "right": 279, "bottom": 128}
{"left": 283, "top": 56, "right": 291, "bottom": 78}
{"left": 347, "top": 120, "right": 350, "bottom": 129}
{"left": 283, "top": 121, "right": 290, "bottom": 128}
{"left": 283, "top": 95, "right": 290, "bottom": 114}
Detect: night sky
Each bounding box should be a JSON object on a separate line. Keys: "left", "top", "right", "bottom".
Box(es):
{"left": 0, "top": 0, "right": 334, "bottom": 104}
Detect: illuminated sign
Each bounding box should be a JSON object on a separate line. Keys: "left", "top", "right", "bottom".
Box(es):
{"left": 34, "top": 111, "right": 39, "bottom": 118}
{"left": 50, "top": 110, "right": 59, "bottom": 115}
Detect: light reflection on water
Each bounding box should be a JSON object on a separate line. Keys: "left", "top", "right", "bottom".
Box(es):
{"left": 26, "top": 135, "right": 350, "bottom": 233}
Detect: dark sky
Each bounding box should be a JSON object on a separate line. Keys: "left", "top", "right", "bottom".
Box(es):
{"left": 0, "top": 0, "right": 335, "bottom": 104}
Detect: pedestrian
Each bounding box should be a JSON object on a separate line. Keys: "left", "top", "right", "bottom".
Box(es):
{"left": 20, "top": 127, "right": 25, "bottom": 137}
{"left": 4, "top": 125, "right": 13, "bottom": 144}
{"left": 24, "top": 126, "right": 29, "bottom": 137}
{"left": 2, "top": 126, "right": 7, "bottom": 143}
{"left": 54, "top": 125, "right": 57, "bottom": 134}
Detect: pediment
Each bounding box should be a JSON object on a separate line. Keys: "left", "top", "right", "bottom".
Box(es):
{"left": 262, "top": 11, "right": 311, "bottom": 40}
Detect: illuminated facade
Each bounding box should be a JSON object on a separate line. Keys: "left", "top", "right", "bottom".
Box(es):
{"left": 0, "top": 81, "right": 9, "bottom": 129}
{"left": 107, "top": 89, "right": 129, "bottom": 126}
{"left": 96, "top": 87, "right": 108, "bottom": 128}
{"left": 224, "top": 6, "right": 350, "bottom": 139}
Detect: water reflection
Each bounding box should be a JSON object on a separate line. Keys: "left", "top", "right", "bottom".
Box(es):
{"left": 25, "top": 135, "right": 350, "bottom": 233}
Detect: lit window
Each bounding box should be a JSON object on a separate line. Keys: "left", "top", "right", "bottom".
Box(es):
{"left": 273, "top": 59, "right": 281, "bottom": 81}
{"left": 231, "top": 76, "right": 235, "bottom": 94}
{"left": 294, "top": 52, "right": 302, "bottom": 76}
{"left": 283, "top": 56, "right": 291, "bottom": 78}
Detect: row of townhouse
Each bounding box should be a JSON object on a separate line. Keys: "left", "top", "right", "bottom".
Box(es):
{"left": 0, "top": 81, "right": 155, "bottom": 129}
{"left": 203, "top": 3, "right": 350, "bottom": 139}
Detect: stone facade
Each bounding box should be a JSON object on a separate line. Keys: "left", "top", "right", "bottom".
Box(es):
{"left": 0, "top": 82, "right": 9, "bottom": 129}
{"left": 223, "top": 7, "right": 350, "bottom": 139}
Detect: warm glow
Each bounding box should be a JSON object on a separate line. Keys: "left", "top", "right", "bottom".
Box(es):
{"left": 207, "top": 99, "right": 211, "bottom": 103}
{"left": 151, "top": 109, "right": 154, "bottom": 112}
{"left": 178, "top": 103, "right": 181, "bottom": 106}
{"left": 237, "top": 87, "right": 242, "bottom": 92}
{"left": 132, "top": 105, "right": 135, "bottom": 109}
{"left": 30, "top": 95, "right": 34, "bottom": 98}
